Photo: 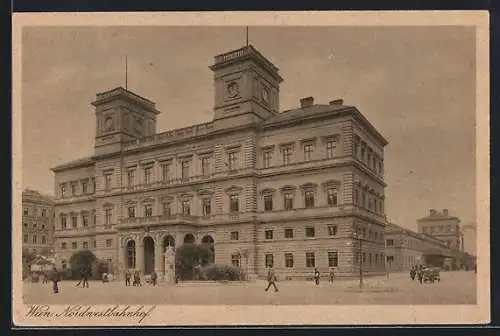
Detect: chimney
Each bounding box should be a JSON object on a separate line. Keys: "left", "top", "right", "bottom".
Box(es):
{"left": 429, "top": 209, "right": 437, "bottom": 216}
{"left": 329, "top": 99, "right": 344, "bottom": 105}
{"left": 442, "top": 209, "right": 449, "bottom": 216}
{"left": 300, "top": 97, "right": 314, "bottom": 108}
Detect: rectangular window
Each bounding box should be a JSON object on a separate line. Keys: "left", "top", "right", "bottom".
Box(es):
{"left": 42, "top": 236, "right": 47, "bottom": 244}
{"left": 93, "top": 240, "right": 97, "bottom": 248}
{"left": 161, "top": 163, "right": 170, "bottom": 181}
{"left": 360, "top": 143, "right": 366, "bottom": 162}
{"left": 92, "top": 212, "right": 96, "bottom": 226}
{"left": 327, "top": 225, "right": 338, "bottom": 236}
{"left": 284, "top": 228, "right": 294, "bottom": 238}
{"left": 230, "top": 231, "right": 239, "bottom": 241}
{"left": 328, "top": 251, "right": 339, "bottom": 267}
{"left": 229, "top": 195, "right": 239, "bottom": 213}
{"left": 61, "top": 242, "right": 67, "bottom": 249}
{"left": 182, "top": 200, "right": 191, "bottom": 215}
{"left": 42, "top": 209, "right": 47, "bottom": 217}
{"left": 81, "top": 181, "right": 88, "bottom": 194}
{"left": 61, "top": 216, "right": 67, "bottom": 230}
{"left": 82, "top": 213, "right": 89, "bottom": 228}
{"left": 265, "top": 254, "right": 274, "bottom": 268}
{"left": 362, "top": 252, "right": 367, "bottom": 263}
{"left": 104, "top": 174, "right": 112, "bottom": 191}
{"left": 72, "top": 242, "right": 77, "bottom": 249}
{"left": 23, "top": 234, "right": 28, "bottom": 243}
{"left": 305, "top": 227, "right": 315, "bottom": 238}
{"left": 105, "top": 209, "right": 112, "bottom": 225}
{"left": 33, "top": 223, "right": 37, "bottom": 229}
{"left": 228, "top": 151, "right": 239, "bottom": 170}
{"left": 24, "top": 208, "right": 29, "bottom": 216}
{"left": 71, "top": 215, "right": 77, "bottom": 228}
{"left": 201, "top": 157, "right": 211, "bottom": 176}
{"left": 60, "top": 184, "right": 66, "bottom": 197}
{"left": 71, "top": 183, "right": 76, "bottom": 196}
{"left": 127, "top": 170, "right": 135, "bottom": 186}
{"left": 162, "top": 203, "right": 171, "bottom": 218}
{"left": 265, "top": 230, "right": 273, "bottom": 240}
{"left": 181, "top": 160, "right": 190, "bottom": 180}
{"left": 304, "top": 190, "right": 315, "bottom": 208}
{"left": 303, "top": 143, "right": 314, "bottom": 161}
{"left": 144, "top": 167, "right": 152, "bottom": 184}
{"left": 284, "top": 192, "right": 293, "bottom": 210}
{"left": 106, "top": 239, "right": 112, "bottom": 247}
{"left": 92, "top": 177, "right": 96, "bottom": 192}
{"left": 61, "top": 260, "right": 67, "bottom": 270}
{"left": 367, "top": 149, "right": 372, "bottom": 167}
{"left": 281, "top": 146, "right": 293, "bottom": 165}
{"left": 327, "top": 188, "right": 338, "bottom": 206}
{"left": 202, "top": 198, "right": 211, "bottom": 216}
{"left": 128, "top": 206, "right": 135, "bottom": 218}
{"left": 285, "top": 253, "right": 294, "bottom": 268}
{"left": 263, "top": 195, "right": 273, "bottom": 212}
{"left": 231, "top": 254, "right": 241, "bottom": 267}
{"left": 306, "top": 252, "right": 315, "bottom": 268}
{"left": 144, "top": 204, "right": 153, "bottom": 217}
{"left": 263, "top": 151, "right": 272, "bottom": 168}
{"left": 83, "top": 241, "right": 88, "bottom": 249}
{"left": 353, "top": 136, "right": 360, "bottom": 157}
{"left": 326, "top": 138, "right": 337, "bottom": 158}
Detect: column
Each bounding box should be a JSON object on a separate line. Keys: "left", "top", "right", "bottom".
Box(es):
{"left": 136, "top": 240, "right": 145, "bottom": 273}
{"left": 154, "top": 240, "right": 164, "bottom": 280}
{"left": 117, "top": 236, "right": 125, "bottom": 279}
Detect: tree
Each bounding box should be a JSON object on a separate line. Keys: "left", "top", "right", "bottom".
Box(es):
{"left": 69, "top": 250, "right": 97, "bottom": 280}
{"left": 175, "top": 243, "right": 215, "bottom": 280}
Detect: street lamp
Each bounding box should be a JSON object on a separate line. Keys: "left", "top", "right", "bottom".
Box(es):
{"left": 352, "top": 231, "right": 364, "bottom": 288}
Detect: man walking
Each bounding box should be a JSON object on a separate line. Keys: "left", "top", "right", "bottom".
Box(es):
{"left": 264, "top": 267, "right": 279, "bottom": 292}
{"left": 51, "top": 267, "right": 61, "bottom": 294}
{"left": 151, "top": 270, "right": 158, "bottom": 286}
{"left": 75, "top": 267, "right": 90, "bottom": 288}
{"left": 314, "top": 268, "right": 321, "bottom": 286}
{"left": 328, "top": 268, "right": 335, "bottom": 283}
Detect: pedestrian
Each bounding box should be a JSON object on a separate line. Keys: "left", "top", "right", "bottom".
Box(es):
{"left": 151, "top": 271, "right": 158, "bottom": 286}
{"left": 133, "top": 270, "right": 142, "bottom": 286}
{"left": 417, "top": 268, "right": 424, "bottom": 284}
{"left": 313, "top": 268, "right": 320, "bottom": 286}
{"left": 51, "top": 267, "right": 60, "bottom": 294}
{"left": 125, "top": 269, "right": 131, "bottom": 286}
{"left": 410, "top": 267, "right": 416, "bottom": 281}
{"left": 328, "top": 268, "right": 335, "bottom": 283}
{"left": 76, "top": 267, "right": 90, "bottom": 288}
{"left": 264, "top": 267, "right": 279, "bottom": 292}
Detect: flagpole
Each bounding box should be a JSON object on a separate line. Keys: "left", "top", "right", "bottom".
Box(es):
{"left": 125, "top": 55, "right": 128, "bottom": 91}
{"left": 246, "top": 26, "right": 249, "bottom": 47}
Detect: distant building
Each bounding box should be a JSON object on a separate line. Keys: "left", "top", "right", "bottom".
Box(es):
{"left": 51, "top": 44, "right": 389, "bottom": 279}
{"left": 417, "top": 208, "right": 463, "bottom": 251}
{"left": 22, "top": 189, "right": 55, "bottom": 254}
{"left": 385, "top": 222, "right": 457, "bottom": 271}
{"left": 461, "top": 223, "right": 477, "bottom": 256}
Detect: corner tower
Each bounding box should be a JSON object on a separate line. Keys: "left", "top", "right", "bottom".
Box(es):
{"left": 92, "top": 87, "right": 161, "bottom": 155}
{"left": 209, "top": 45, "right": 283, "bottom": 129}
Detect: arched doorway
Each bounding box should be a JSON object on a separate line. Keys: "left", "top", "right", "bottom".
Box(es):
{"left": 163, "top": 235, "right": 176, "bottom": 250}
{"left": 201, "top": 235, "right": 215, "bottom": 263}
{"left": 183, "top": 233, "right": 195, "bottom": 244}
{"left": 143, "top": 236, "right": 155, "bottom": 275}
{"left": 126, "top": 240, "right": 136, "bottom": 269}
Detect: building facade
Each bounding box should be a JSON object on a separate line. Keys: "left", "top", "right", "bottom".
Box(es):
{"left": 417, "top": 208, "right": 464, "bottom": 251}
{"left": 22, "top": 189, "right": 55, "bottom": 254}
{"left": 461, "top": 223, "right": 477, "bottom": 256}
{"left": 52, "top": 45, "right": 388, "bottom": 279}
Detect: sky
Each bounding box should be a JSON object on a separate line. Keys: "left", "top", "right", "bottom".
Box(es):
{"left": 20, "top": 26, "right": 476, "bottom": 230}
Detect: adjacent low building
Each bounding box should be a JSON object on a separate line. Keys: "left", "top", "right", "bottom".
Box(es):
{"left": 22, "top": 189, "right": 55, "bottom": 255}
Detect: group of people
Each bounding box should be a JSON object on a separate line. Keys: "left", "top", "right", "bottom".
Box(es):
{"left": 124, "top": 269, "right": 159, "bottom": 287}
{"left": 264, "top": 267, "right": 336, "bottom": 292}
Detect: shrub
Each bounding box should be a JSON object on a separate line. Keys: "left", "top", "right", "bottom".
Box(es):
{"left": 175, "top": 243, "right": 215, "bottom": 280}
{"left": 201, "top": 264, "right": 246, "bottom": 281}
{"left": 91, "top": 259, "right": 110, "bottom": 280}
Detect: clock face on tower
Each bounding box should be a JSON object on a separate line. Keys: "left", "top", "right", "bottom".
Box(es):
{"left": 261, "top": 87, "right": 269, "bottom": 104}
{"left": 227, "top": 81, "right": 240, "bottom": 99}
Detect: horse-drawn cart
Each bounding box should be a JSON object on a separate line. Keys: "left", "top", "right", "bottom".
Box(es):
{"left": 423, "top": 267, "right": 441, "bottom": 283}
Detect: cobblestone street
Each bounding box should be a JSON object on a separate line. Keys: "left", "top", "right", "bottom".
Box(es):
{"left": 23, "top": 271, "right": 476, "bottom": 305}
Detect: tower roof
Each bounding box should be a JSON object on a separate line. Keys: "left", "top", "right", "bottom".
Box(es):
{"left": 91, "top": 87, "right": 160, "bottom": 114}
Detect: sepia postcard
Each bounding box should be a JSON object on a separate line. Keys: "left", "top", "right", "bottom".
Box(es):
{"left": 12, "top": 11, "right": 490, "bottom": 327}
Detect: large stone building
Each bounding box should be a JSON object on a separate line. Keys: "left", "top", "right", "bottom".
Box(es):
{"left": 22, "top": 189, "right": 55, "bottom": 254}
{"left": 51, "top": 44, "right": 388, "bottom": 279}
{"left": 417, "top": 208, "right": 464, "bottom": 251}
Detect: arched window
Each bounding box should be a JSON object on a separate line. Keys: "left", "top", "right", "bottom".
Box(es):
{"left": 127, "top": 240, "right": 136, "bottom": 269}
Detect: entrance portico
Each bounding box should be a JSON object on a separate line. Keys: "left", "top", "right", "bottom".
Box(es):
{"left": 117, "top": 231, "right": 216, "bottom": 280}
